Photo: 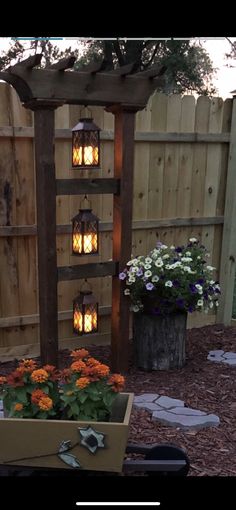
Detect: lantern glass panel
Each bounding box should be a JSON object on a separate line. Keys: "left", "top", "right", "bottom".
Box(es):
{"left": 72, "top": 210, "right": 99, "bottom": 256}
{"left": 72, "top": 119, "right": 100, "bottom": 168}
{"left": 73, "top": 292, "right": 98, "bottom": 335}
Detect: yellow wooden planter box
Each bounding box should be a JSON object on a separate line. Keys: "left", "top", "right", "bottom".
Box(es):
{"left": 0, "top": 393, "right": 133, "bottom": 473}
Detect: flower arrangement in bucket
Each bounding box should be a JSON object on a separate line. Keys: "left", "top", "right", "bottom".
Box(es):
{"left": 0, "top": 349, "right": 131, "bottom": 472}
{"left": 119, "top": 238, "right": 220, "bottom": 370}
{"left": 0, "top": 349, "right": 125, "bottom": 421}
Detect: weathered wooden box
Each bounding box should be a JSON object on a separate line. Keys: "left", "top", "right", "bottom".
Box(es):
{"left": 0, "top": 393, "right": 133, "bottom": 473}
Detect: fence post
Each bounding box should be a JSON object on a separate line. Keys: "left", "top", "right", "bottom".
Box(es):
{"left": 217, "top": 95, "right": 236, "bottom": 325}
{"left": 34, "top": 106, "right": 58, "bottom": 365}
{"left": 108, "top": 106, "right": 136, "bottom": 373}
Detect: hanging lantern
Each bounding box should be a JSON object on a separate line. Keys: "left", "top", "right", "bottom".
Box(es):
{"left": 72, "top": 117, "right": 101, "bottom": 168}
{"left": 72, "top": 204, "right": 99, "bottom": 255}
{"left": 73, "top": 290, "right": 98, "bottom": 335}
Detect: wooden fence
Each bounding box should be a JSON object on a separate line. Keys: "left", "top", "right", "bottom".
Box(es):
{"left": 0, "top": 83, "right": 235, "bottom": 360}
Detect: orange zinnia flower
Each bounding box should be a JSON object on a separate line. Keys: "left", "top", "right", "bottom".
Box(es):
{"left": 108, "top": 374, "right": 125, "bottom": 392}
{"left": 71, "top": 360, "right": 86, "bottom": 372}
{"left": 19, "top": 359, "right": 37, "bottom": 372}
{"left": 0, "top": 376, "right": 7, "bottom": 385}
{"left": 38, "top": 396, "right": 53, "bottom": 411}
{"left": 86, "top": 357, "right": 100, "bottom": 367}
{"left": 31, "top": 369, "right": 49, "bottom": 383}
{"left": 94, "top": 363, "right": 110, "bottom": 377}
{"left": 31, "top": 389, "right": 47, "bottom": 405}
{"left": 14, "top": 403, "right": 23, "bottom": 411}
{"left": 75, "top": 377, "right": 90, "bottom": 389}
{"left": 7, "top": 370, "right": 25, "bottom": 387}
{"left": 70, "top": 348, "right": 89, "bottom": 360}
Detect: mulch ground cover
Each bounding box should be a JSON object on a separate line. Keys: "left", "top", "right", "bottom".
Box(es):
{"left": 1, "top": 324, "right": 236, "bottom": 476}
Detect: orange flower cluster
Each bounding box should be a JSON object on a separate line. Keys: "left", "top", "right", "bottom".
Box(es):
{"left": 0, "top": 349, "right": 125, "bottom": 421}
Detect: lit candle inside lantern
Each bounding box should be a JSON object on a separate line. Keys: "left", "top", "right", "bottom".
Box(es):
{"left": 84, "top": 312, "right": 93, "bottom": 333}
{"left": 74, "top": 310, "right": 83, "bottom": 333}
{"left": 84, "top": 146, "right": 93, "bottom": 165}
{"left": 92, "top": 310, "right": 97, "bottom": 329}
{"left": 83, "top": 234, "right": 93, "bottom": 253}
{"left": 73, "top": 147, "right": 82, "bottom": 166}
{"left": 73, "top": 233, "right": 82, "bottom": 254}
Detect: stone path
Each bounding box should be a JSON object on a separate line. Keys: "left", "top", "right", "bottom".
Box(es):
{"left": 207, "top": 350, "right": 236, "bottom": 366}
{"left": 134, "top": 394, "right": 220, "bottom": 430}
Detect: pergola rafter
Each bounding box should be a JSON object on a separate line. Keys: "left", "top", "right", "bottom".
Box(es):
{"left": 0, "top": 54, "right": 165, "bottom": 371}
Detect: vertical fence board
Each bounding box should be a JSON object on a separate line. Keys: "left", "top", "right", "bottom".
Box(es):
{"left": 0, "top": 84, "right": 21, "bottom": 348}
{"left": 163, "top": 95, "right": 181, "bottom": 224}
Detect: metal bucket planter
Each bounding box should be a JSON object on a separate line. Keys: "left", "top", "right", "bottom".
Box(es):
{"left": 0, "top": 393, "right": 133, "bottom": 473}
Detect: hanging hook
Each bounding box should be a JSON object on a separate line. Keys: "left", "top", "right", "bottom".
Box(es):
{"left": 80, "top": 279, "right": 92, "bottom": 293}
{"left": 79, "top": 105, "right": 92, "bottom": 119}
{"left": 79, "top": 194, "right": 91, "bottom": 210}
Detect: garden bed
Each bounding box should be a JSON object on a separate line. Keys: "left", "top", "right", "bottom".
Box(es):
{"left": 1, "top": 324, "right": 236, "bottom": 476}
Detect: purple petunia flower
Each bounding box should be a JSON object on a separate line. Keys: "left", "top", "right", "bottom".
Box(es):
{"left": 156, "top": 241, "right": 163, "bottom": 248}
{"left": 175, "top": 247, "right": 183, "bottom": 253}
{"left": 173, "top": 280, "right": 180, "bottom": 288}
{"left": 119, "top": 272, "right": 126, "bottom": 280}
{"left": 136, "top": 268, "right": 143, "bottom": 277}
{"left": 189, "top": 283, "right": 197, "bottom": 293}
{"left": 176, "top": 298, "right": 185, "bottom": 308}
{"left": 146, "top": 282, "right": 154, "bottom": 291}
{"left": 197, "top": 278, "right": 204, "bottom": 285}
{"left": 188, "top": 305, "right": 194, "bottom": 313}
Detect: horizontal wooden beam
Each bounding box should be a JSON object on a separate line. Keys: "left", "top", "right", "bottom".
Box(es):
{"left": 0, "top": 306, "right": 111, "bottom": 328}
{"left": 0, "top": 126, "right": 230, "bottom": 143}
{"left": 0, "top": 216, "right": 224, "bottom": 237}
{"left": 0, "top": 333, "right": 112, "bottom": 362}
{"left": 0, "top": 65, "right": 162, "bottom": 108}
{"left": 56, "top": 178, "right": 120, "bottom": 195}
{"left": 57, "top": 261, "right": 118, "bottom": 281}
{"left": 0, "top": 307, "right": 215, "bottom": 331}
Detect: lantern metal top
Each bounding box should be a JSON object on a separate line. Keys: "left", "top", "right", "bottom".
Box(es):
{"left": 74, "top": 290, "right": 97, "bottom": 306}
{"left": 72, "top": 118, "right": 101, "bottom": 132}
{"left": 72, "top": 208, "right": 99, "bottom": 223}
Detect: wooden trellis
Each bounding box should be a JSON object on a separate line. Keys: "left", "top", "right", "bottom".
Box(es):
{"left": 0, "top": 54, "right": 165, "bottom": 372}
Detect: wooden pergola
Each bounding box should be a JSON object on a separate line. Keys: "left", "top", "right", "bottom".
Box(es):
{"left": 0, "top": 54, "right": 165, "bottom": 372}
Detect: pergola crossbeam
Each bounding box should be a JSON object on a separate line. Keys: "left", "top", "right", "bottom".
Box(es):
{"left": 48, "top": 56, "right": 76, "bottom": 70}
{"left": 0, "top": 54, "right": 164, "bottom": 109}
{"left": 107, "top": 63, "right": 136, "bottom": 76}
{"left": 135, "top": 64, "right": 167, "bottom": 78}
{"left": 9, "top": 54, "right": 42, "bottom": 70}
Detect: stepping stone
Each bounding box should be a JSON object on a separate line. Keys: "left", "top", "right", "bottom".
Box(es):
{"left": 152, "top": 410, "right": 220, "bottom": 430}
{"left": 223, "top": 352, "right": 236, "bottom": 359}
{"left": 208, "top": 350, "right": 236, "bottom": 366}
{"left": 209, "top": 350, "right": 224, "bottom": 356}
{"left": 134, "top": 402, "right": 161, "bottom": 412}
{"left": 222, "top": 359, "right": 236, "bottom": 366}
{"left": 155, "top": 396, "right": 185, "bottom": 409}
{"left": 168, "top": 407, "right": 206, "bottom": 416}
{"left": 134, "top": 393, "right": 159, "bottom": 403}
{"left": 134, "top": 393, "right": 220, "bottom": 430}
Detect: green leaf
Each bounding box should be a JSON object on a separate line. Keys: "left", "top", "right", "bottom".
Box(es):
{"left": 14, "top": 387, "right": 28, "bottom": 404}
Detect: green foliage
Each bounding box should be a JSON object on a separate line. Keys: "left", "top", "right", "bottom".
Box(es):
{"left": 0, "top": 38, "right": 216, "bottom": 95}
{"left": 74, "top": 39, "right": 217, "bottom": 95}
